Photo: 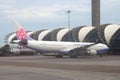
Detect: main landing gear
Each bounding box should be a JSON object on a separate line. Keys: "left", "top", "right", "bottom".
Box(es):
{"left": 55, "top": 54, "right": 63, "bottom": 58}
{"left": 69, "top": 54, "right": 77, "bottom": 58}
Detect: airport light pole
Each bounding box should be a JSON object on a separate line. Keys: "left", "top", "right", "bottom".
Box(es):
{"left": 67, "top": 10, "right": 71, "bottom": 41}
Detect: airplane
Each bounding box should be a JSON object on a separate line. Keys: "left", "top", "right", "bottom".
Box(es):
{"left": 12, "top": 21, "right": 109, "bottom": 58}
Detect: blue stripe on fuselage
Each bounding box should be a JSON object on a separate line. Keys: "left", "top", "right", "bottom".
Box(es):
{"left": 97, "top": 48, "right": 109, "bottom": 55}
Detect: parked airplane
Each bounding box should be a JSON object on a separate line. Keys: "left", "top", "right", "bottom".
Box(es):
{"left": 12, "top": 22, "right": 109, "bottom": 58}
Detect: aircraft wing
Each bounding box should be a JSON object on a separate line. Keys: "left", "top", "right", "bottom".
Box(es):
{"left": 60, "top": 48, "right": 74, "bottom": 53}
{"left": 60, "top": 43, "right": 98, "bottom": 55}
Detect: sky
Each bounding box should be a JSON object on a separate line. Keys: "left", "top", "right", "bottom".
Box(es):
{"left": 0, "top": 0, "right": 120, "bottom": 44}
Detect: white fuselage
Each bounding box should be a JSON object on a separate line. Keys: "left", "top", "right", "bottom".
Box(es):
{"left": 25, "top": 41, "right": 109, "bottom": 54}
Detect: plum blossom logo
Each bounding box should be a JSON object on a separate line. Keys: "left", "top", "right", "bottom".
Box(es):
{"left": 16, "top": 28, "right": 27, "bottom": 40}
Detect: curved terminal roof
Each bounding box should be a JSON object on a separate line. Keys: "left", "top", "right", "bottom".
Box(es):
{"left": 104, "top": 24, "right": 120, "bottom": 45}
{"left": 98, "top": 24, "right": 110, "bottom": 44}
{"left": 83, "top": 27, "right": 100, "bottom": 42}
{"left": 31, "top": 30, "right": 46, "bottom": 40}
{"left": 51, "top": 28, "right": 64, "bottom": 41}
{"left": 7, "top": 33, "right": 16, "bottom": 43}
{"left": 98, "top": 24, "right": 120, "bottom": 46}
{"left": 27, "top": 31, "right": 34, "bottom": 36}
{"left": 57, "top": 28, "right": 69, "bottom": 41}
{"left": 98, "top": 24, "right": 120, "bottom": 48}
{"left": 38, "top": 30, "right": 52, "bottom": 41}
{"left": 5, "top": 24, "right": 120, "bottom": 49}
{"left": 78, "top": 27, "right": 95, "bottom": 42}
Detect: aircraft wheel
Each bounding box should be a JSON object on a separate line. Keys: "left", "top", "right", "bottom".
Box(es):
{"left": 55, "top": 54, "right": 63, "bottom": 58}
{"left": 69, "top": 55, "right": 77, "bottom": 58}
{"left": 99, "top": 54, "right": 103, "bottom": 57}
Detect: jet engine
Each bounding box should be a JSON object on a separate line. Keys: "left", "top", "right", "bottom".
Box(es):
{"left": 87, "top": 50, "right": 97, "bottom": 55}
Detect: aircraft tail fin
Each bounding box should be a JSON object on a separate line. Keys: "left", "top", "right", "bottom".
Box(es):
{"left": 13, "top": 21, "right": 33, "bottom": 40}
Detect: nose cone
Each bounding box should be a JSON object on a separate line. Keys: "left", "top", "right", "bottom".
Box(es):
{"left": 97, "top": 43, "right": 109, "bottom": 55}
{"left": 103, "top": 44, "right": 109, "bottom": 51}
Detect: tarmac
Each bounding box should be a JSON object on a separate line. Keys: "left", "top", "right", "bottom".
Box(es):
{"left": 0, "top": 55, "right": 120, "bottom": 80}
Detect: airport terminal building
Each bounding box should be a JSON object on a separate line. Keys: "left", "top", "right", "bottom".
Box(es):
{"left": 5, "top": 24, "right": 120, "bottom": 54}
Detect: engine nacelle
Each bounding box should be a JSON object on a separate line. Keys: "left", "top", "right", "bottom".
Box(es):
{"left": 88, "top": 50, "right": 97, "bottom": 55}
{"left": 11, "top": 48, "right": 20, "bottom": 54}
{"left": 11, "top": 48, "right": 36, "bottom": 55}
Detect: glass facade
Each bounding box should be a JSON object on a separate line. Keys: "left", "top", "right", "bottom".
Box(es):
{"left": 83, "top": 28, "right": 101, "bottom": 43}
{"left": 110, "top": 28, "right": 120, "bottom": 48}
